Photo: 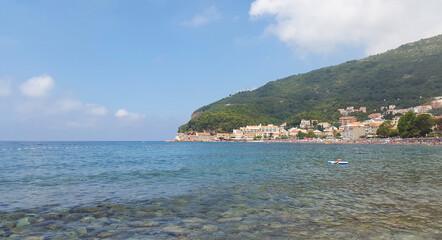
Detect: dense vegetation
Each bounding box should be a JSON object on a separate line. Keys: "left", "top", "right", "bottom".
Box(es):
{"left": 396, "top": 112, "right": 435, "bottom": 138}
{"left": 178, "top": 104, "right": 279, "bottom": 133}
{"left": 180, "top": 35, "right": 442, "bottom": 133}
{"left": 376, "top": 121, "right": 399, "bottom": 138}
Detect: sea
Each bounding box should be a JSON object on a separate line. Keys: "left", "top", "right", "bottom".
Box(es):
{"left": 0, "top": 141, "right": 441, "bottom": 239}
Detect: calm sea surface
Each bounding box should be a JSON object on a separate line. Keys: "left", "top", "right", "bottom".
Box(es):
{"left": 0, "top": 141, "right": 441, "bottom": 239}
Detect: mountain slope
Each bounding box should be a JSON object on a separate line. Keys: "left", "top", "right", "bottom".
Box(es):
{"left": 180, "top": 35, "right": 442, "bottom": 133}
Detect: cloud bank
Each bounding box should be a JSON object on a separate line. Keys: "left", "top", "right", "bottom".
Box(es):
{"left": 250, "top": 0, "right": 442, "bottom": 55}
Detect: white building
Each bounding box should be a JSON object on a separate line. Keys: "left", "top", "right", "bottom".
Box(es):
{"left": 318, "top": 122, "right": 331, "bottom": 129}
{"left": 300, "top": 119, "right": 311, "bottom": 128}
{"left": 414, "top": 105, "right": 432, "bottom": 113}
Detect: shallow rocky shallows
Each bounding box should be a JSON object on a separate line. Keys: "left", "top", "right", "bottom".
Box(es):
{"left": 1, "top": 190, "right": 441, "bottom": 239}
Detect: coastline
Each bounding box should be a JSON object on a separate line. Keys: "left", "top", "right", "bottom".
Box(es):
{"left": 170, "top": 138, "right": 442, "bottom": 146}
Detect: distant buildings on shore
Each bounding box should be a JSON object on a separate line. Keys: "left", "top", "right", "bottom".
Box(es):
{"left": 339, "top": 106, "right": 366, "bottom": 116}
{"left": 173, "top": 97, "right": 442, "bottom": 142}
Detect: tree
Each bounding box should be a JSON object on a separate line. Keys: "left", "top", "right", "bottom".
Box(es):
{"left": 398, "top": 111, "right": 419, "bottom": 138}
{"left": 388, "top": 129, "right": 399, "bottom": 137}
{"left": 398, "top": 112, "right": 435, "bottom": 137}
{"left": 434, "top": 118, "right": 442, "bottom": 136}
{"left": 297, "top": 131, "right": 306, "bottom": 139}
{"left": 306, "top": 131, "right": 317, "bottom": 138}
{"left": 377, "top": 121, "right": 393, "bottom": 138}
{"left": 413, "top": 114, "right": 434, "bottom": 137}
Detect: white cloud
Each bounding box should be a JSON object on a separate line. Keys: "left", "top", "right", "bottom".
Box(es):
{"left": 115, "top": 109, "right": 129, "bottom": 117}
{"left": 250, "top": 0, "right": 442, "bottom": 55}
{"left": 2, "top": 73, "right": 152, "bottom": 139}
{"left": 53, "top": 99, "right": 107, "bottom": 116}
{"left": 20, "top": 74, "right": 54, "bottom": 97}
{"left": 56, "top": 99, "right": 83, "bottom": 112}
{"left": 182, "top": 6, "right": 221, "bottom": 27}
{"left": 0, "top": 78, "right": 12, "bottom": 97}
{"left": 85, "top": 104, "right": 108, "bottom": 116}
{"left": 115, "top": 109, "right": 146, "bottom": 120}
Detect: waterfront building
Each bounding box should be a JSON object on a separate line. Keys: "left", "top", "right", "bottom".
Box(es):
{"left": 364, "top": 123, "right": 382, "bottom": 137}
{"left": 368, "top": 113, "right": 382, "bottom": 119}
{"left": 343, "top": 123, "right": 365, "bottom": 140}
{"left": 339, "top": 116, "right": 357, "bottom": 126}
{"left": 339, "top": 108, "right": 347, "bottom": 115}
{"left": 300, "top": 119, "right": 311, "bottom": 128}
{"left": 217, "top": 133, "right": 231, "bottom": 140}
{"left": 413, "top": 105, "right": 432, "bottom": 113}
{"left": 318, "top": 122, "right": 331, "bottom": 128}
{"left": 324, "top": 126, "right": 338, "bottom": 132}
{"left": 262, "top": 124, "right": 279, "bottom": 134}
{"left": 397, "top": 109, "right": 409, "bottom": 114}
{"left": 244, "top": 133, "right": 256, "bottom": 140}
{"left": 288, "top": 128, "right": 301, "bottom": 136}
{"left": 233, "top": 130, "right": 243, "bottom": 139}
{"left": 196, "top": 132, "right": 214, "bottom": 141}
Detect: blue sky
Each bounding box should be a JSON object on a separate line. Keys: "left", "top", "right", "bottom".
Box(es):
{"left": 1, "top": 0, "right": 442, "bottom": 141}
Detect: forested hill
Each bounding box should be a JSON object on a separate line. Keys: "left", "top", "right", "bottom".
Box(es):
{"left": 179, "top": 34, "right": 442, "bottom": 133}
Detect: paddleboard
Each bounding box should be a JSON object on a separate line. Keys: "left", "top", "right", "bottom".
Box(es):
{"left": 328, "top": 161, "right": 348, "bottom": 165}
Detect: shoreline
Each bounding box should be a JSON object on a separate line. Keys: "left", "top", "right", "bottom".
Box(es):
{"left": 170, "top": 138, "right": 442, "bottom": 146}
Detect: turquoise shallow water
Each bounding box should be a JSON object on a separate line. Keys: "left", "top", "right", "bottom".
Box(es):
{"left": 0, "top": 141, "right": 441, "bottom": 239}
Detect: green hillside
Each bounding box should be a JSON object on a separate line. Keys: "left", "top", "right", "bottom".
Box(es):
{"left": 180, "top": 35, "right": 442, "bottom": 133}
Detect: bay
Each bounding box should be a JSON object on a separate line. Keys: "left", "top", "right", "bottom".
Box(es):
{"left": 0, "top": 141, "right": 441, "bottom": 239}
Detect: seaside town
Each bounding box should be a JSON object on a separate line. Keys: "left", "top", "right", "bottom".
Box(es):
{"left": 173, "top": 97, "right": 442, "bottom": 144}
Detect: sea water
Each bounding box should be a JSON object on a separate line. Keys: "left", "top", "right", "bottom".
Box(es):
{"left": 0, "top": 141, "right": 441, "bottom": 239}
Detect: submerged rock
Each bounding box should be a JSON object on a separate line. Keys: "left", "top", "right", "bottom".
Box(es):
{"left": 217, "top": 217, "right": 242, "bottom": 223}
{"left": 162, "top": 225, "right": 185, "bottom": 233}
{"left": 202, "top": 225, "right": 219, "bottom": 232}
{"left": 24, "top": 236, "right": 44, "bottom": 240}
{"left": 7, "top": 234, "right": 20, "bottom": 239}
{"left": 182, "top": 217, "right": 205, "bottom": 223}
{"left": 221, "top": 210, "right": 244, "bottom": 218}
{"left": 75, "top": 227, "right": 87, "bottom": 234}
{"left": 270, "top": 222, "right": 284, "bottom": 229}
{"left": 16, "top": 218, "right": 30, "bottom": 228}
{"left": 130, "top": 220, "right": 160, "bottom": 227}
{"left": 237, "top": 225, "right": 251, "bottom": 231}
{"left": 80, "top": 216, "right": 96, "bottom": 223}
{"left": 3, "top": 221, "right": 16, "bottom": 229}
{"left": 155, "top": 211, "right": 166, "bottom": 217}
{"left": 97, "top": 231, "right": 114, "bottom": 238}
